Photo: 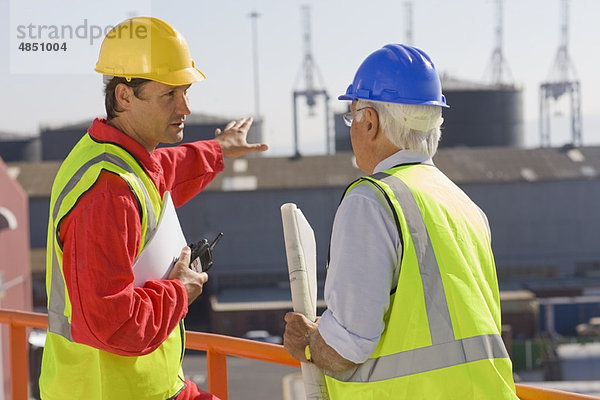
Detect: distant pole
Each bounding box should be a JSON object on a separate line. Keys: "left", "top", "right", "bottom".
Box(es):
{"left": 249, "top": 11, "right": 261, "bottom": 118}
{"left": 404, "top": 2, "right": 413, "bottom": 46}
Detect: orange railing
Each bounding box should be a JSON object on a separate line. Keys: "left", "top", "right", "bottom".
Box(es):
{"left": 516, "top": 384, "right": 600, "bottom": 400}
{"left": 0, "top": 309, "right": 299, "bottom": 400}
{"left": 1, "top": 309, "right": 599, "bottom": 400}
{"left": 185, "top": 327, "right": 299, "bottom": 397}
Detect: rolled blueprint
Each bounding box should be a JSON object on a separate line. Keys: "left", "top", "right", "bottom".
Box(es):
{"left": 281, "top": 203, "right": 329, "bottom": 400}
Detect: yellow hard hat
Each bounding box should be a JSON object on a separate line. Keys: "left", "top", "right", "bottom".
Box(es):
{"left": 95, "top": 16, "right": 205, "bottom": 86}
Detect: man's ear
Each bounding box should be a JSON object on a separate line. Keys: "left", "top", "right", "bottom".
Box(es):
{"left": 364, "top": 108, "right": 379, "bottom": 139}
{"left": 114, "top": 83, "right": 134, "bottom": 112}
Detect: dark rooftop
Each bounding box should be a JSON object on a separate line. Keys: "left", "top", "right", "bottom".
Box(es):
{"left": 8, "top": 145, "right": 600, "bottom": 197}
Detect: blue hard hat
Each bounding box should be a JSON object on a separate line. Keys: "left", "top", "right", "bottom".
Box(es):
{"left": 339, "top": 44, "right": 449, "bottom": 108}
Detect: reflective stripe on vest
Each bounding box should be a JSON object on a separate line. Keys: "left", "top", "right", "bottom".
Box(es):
{"left": 47, "top": 152, "right": 158, "bottom": 340}
{"left": 327, "top": 171, "right": 508, "bottom": 383}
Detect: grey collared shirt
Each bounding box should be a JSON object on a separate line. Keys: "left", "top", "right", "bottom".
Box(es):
{"left": 318, "top": 150, "right": 432, "bottom": 363}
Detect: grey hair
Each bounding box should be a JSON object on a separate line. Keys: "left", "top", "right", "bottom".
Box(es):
{"left": 356, "top": 99, "right": 443, "bottom": 158}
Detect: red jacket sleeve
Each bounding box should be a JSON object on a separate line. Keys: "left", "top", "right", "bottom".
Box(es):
{"left": 60, "top": 171, "right": 189, "bottom": 356}
{"left": 153, "top": 140, "right": 224, "bottom": 207}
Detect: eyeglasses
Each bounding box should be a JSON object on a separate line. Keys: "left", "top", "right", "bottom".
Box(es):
{"left": 342, "top": 107, "right": 371, "bottom": 127}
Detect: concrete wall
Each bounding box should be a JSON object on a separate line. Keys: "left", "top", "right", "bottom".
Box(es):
{"left": 464, "top": 179, "right": 600, "bottom": 289}
{"left": 28, "top": 197, "right": 49, "bottom": 249}
{"left": 0, "top": 138, "right": 40, "bottom": 162}
{"left": 171, "top": 178, "right": 600, "bottom": 288}
{"left": 26, "top": 175, "right": 600, "bottom": 294}
{"left": 177, "top": 187, "right": 341, "bottom": 274}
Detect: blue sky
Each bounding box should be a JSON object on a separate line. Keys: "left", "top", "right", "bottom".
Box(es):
{"left": 1, "top": 0, "right": 599, "bottom": 155}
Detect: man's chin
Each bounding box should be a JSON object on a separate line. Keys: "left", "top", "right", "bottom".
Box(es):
{"left": 165, "top": 126, "right": 184, "bottom": 143}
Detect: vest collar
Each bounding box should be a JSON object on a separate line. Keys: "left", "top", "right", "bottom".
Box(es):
{"left": 374, "top": 150, "right": 433, "bottom": 174}
{"left": 88, "top": 118, "right": 163, "bottom": 189}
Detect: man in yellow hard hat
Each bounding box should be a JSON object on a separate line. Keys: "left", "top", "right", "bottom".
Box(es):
{"left": 39, "top": 16, "right": 267, "bottom": 400}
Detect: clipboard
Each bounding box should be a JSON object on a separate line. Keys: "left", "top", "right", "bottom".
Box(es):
{"left": 132, "top": 191, "right": 187, "bottom": 287}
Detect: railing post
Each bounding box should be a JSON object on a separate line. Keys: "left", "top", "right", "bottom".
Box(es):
{"left": 9, "top": 323, "right": 29, "bottom": 400}
{"left": 206, "top": 347, "right": 228, "bottom": 400}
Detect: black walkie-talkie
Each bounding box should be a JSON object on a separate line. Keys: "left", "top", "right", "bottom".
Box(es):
{"left": 188, "top": 232, "right": 223, "bottom": 272}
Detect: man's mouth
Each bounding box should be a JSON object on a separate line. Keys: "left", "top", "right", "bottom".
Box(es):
{"left": 171, "top": 120, "right": 185, "bottom": 129}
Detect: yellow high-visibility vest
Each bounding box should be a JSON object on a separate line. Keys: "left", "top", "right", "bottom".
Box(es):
{"left": 40, "top": 133, "right": 186, "bottom": 400}
{"left": 325, "top": 164, "right": 518, "bottom": 400}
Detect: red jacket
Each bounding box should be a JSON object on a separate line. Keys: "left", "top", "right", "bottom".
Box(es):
{"left": 59, "top": 118, "right": 224, "bottom": 356}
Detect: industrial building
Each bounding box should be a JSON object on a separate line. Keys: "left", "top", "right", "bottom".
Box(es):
{"left": 0, "top": 158, "right": 33, "bottom": 400}
{"left": 5, "top": 132, "right": 600, "bottom": 339}
{"left": 35, "top": 114, "right": 263, "bottom": 162}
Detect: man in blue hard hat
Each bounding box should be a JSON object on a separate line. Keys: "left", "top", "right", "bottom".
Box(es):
{"left": 283, "top": 44, "right": 518, "bottom": 399}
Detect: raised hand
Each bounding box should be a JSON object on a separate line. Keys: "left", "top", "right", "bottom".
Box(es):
{"left": 214, "top": 117, "right": 269, "bottom": 158}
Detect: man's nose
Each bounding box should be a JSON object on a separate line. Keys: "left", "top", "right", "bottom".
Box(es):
{"left": 177, "top": 93, "right": 191, "bottom": 115}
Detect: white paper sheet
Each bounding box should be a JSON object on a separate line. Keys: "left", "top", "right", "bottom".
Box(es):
{"left": 132, "top": 191, "right": 187, "bottom": 287}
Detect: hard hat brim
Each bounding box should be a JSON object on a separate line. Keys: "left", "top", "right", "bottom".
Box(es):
{"left": 142, "top": 66, "right": 206, "bottom": 86}
{"left": 97, "top": 66, "right": 206, "bottom": 87}
{"left": 337, "top": 93, "right": 355, "bottom": 101}
{"left": 338, "top": 93, "right": 450, "bottom": 108}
